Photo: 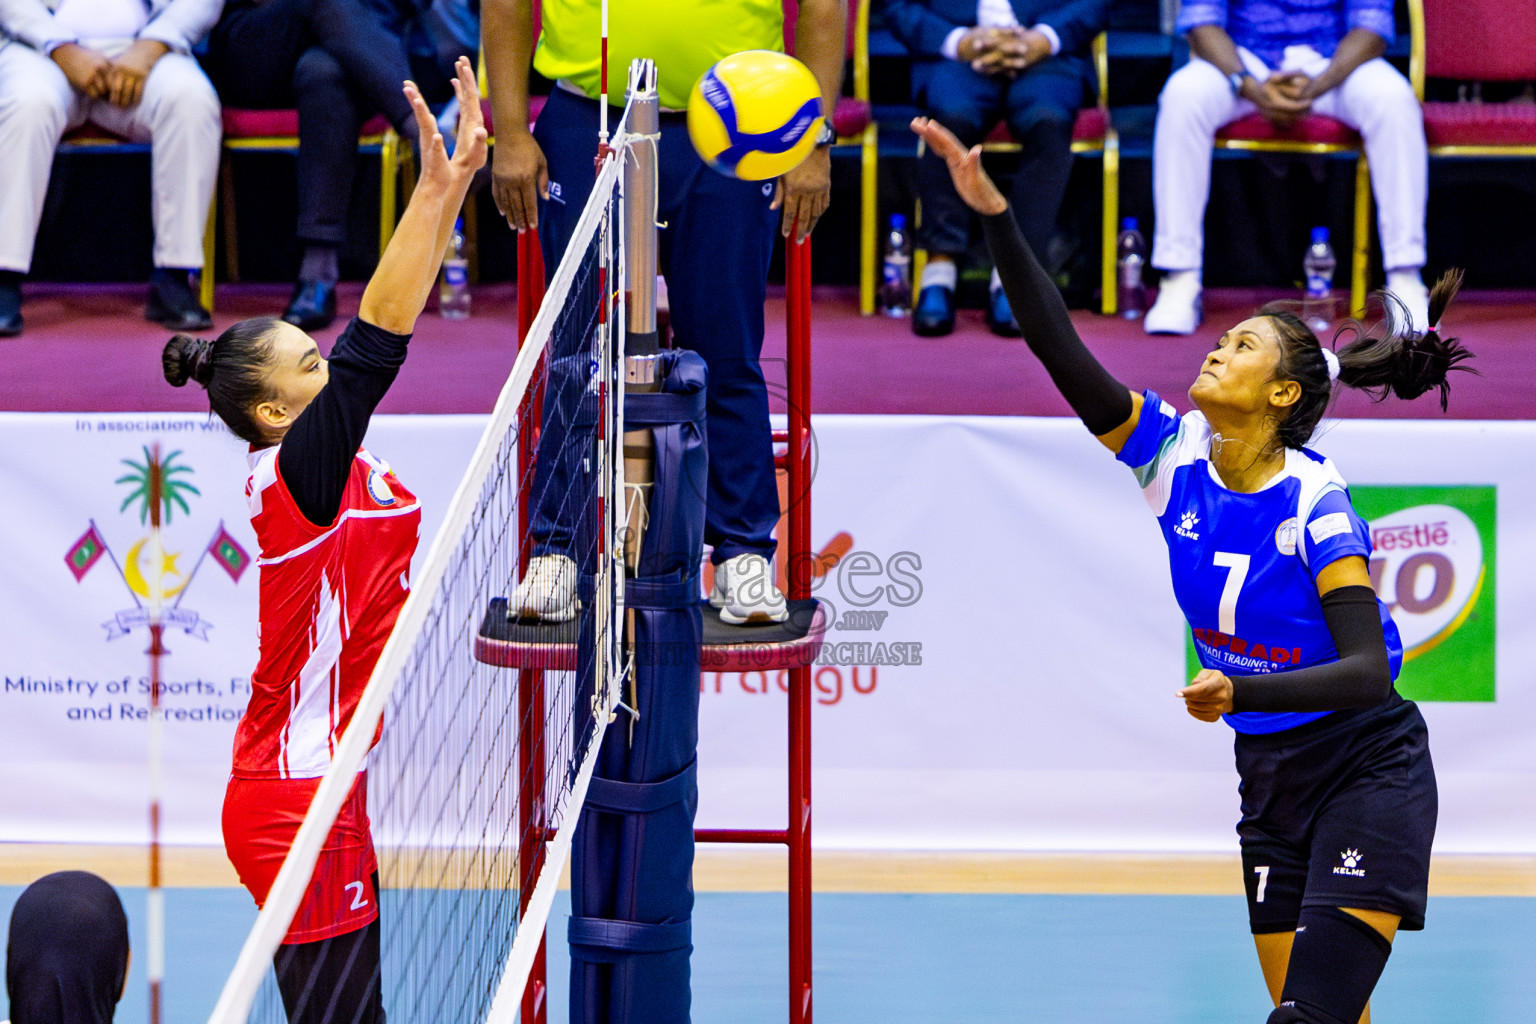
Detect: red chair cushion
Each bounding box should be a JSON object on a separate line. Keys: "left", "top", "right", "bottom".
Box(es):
{"left": 1423, "top": 101, "right": 1536, "bottom": 148}
{"left": 1217, "top": 113, "right": 1360, "bottom": 146}
{"left": 831, "top": 97, "right": 870, "bottom": 137}
{"left": 222, "top": 109, "right": 391, "bottom": 139}
{"left": 981, "top": 107, "right": 1108, "bottom": 146}
{"left": 1424, "top": 0, "right": 1536, "bottom": 81}
{"left": 1071, "top": 106, "right": 1109, "bottom": 143}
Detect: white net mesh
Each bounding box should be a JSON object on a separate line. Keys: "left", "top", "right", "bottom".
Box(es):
{"left": 208, "top": 118, "right": 638, "bottom": 1024}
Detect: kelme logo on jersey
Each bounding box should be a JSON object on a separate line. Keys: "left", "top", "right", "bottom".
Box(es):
{"left": 1354, "top": 486, "right": 1495, "bottom": 702}
{"left": 1174, "top": 510, "right": 1200, "bottom": 540}
{"left": 62, "top": 446, "right": 251, "bottom": 643}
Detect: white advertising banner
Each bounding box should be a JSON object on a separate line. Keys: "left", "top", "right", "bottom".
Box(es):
{"left": 2, "top": 412, "right": 1532, "bottom": 852}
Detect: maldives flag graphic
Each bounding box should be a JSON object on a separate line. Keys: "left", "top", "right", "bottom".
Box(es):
{"left": 207, "top": 522, "right": 251, "bottom": 582}
{"left": 64, "top": 524, "right": 107, "bottom": 582}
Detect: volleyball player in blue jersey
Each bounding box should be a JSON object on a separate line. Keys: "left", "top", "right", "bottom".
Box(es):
{"left": 913, "top": 116, "right": 1472, "bottom": 1024}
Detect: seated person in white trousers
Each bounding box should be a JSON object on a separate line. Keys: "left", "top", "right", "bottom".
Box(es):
{"left": 1145, "top": 0, "right": 1430, "bottom": 335}
{"left": 0, "top": 0, "right": 223, "bottom": 337}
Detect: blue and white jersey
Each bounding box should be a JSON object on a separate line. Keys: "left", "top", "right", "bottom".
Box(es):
{"left": 1118, "top": 391, "right": 1403, "bottom": 735}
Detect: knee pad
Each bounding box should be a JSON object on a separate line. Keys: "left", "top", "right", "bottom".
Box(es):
{"left": 1267, "top": 906, "right": 1393, "bottom": 1024}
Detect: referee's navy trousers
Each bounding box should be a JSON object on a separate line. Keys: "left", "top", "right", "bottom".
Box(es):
{"left": 530, "top": 87, "right": 781, "bottom": 566}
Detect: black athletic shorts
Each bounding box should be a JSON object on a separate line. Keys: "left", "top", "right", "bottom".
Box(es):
{"left": 1233, "top": 691, "right": 1437, "bottom": 934}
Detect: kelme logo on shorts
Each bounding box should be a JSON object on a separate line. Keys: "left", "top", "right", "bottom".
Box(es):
{"left": 1333, "top": 848, "right": 1366, "bottom": 877}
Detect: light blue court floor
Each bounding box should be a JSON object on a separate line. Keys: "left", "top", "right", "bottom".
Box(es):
{"left": 2, "top": 888, "right": 1532, "bottom": 1023}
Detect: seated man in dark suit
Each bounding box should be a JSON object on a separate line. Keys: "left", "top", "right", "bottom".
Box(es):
{"left": 882, "top": 0, "right": 1109, "bottom": 336}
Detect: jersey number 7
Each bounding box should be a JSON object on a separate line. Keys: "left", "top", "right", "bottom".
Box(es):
{"left": 1213, "top": 552, "right": 1251, "bottom": 635}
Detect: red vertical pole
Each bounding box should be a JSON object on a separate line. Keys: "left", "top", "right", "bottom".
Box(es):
{"left": 785, "top": 234, "right": 813, "bottom": 1024}
{"left": 516, "top": 229, "right": 550, "bottom": 1024}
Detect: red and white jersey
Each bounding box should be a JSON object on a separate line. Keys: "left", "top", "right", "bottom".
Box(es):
{"left": 233, "top": 445, "right": 421, "bottom": 779}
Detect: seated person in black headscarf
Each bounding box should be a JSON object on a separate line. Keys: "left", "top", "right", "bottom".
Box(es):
{"left": 5, "top": 871, "right": 131, "bottom": 1024}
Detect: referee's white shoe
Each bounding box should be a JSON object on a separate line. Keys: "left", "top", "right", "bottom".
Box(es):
{"left": 710, "top": 553, "right": 788, "bottom": 625}
{"left": 1144, "top": 270, "right": 1203, "bottom": 335}
{"left": 1386, "top": 269, "right": 1431, "bottom": 334}
{"left": 509, "top": 554, "right": 578, "bottom": 623}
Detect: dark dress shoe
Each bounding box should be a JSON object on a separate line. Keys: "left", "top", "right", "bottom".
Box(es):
{"left": 145, "top": 275, "right": 212, "bottom": 331}
{"left": 283, "top": 279, "right": 337, "bottom": 332}
{"left": 912, "top": 285, "right": 955, "bottom": 337}
{"left": 985, "top": 286, "right": 1022, "bottom": 338}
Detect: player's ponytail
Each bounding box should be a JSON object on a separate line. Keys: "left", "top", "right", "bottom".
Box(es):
{"left": 1334, "top": 269, "right": 1474, "bottom": 410}
{"left": 1263, "top": 270, "right": 1474, "bottom": 450}
{"left": 160, "top": 317, "right": 284, "bottom": 446}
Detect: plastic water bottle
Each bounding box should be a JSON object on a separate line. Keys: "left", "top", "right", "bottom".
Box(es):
{"left": 880, "top": 213, "right": 912, "bottom": 318}
{"left": 1116, "top": 217, "right": 1147, "bottom": 319}
{"left": 1302, "top": 226, "right": 1336, "bottom": 333}
{"left": 440, "top": 217, "right": 471, "bottom": 319}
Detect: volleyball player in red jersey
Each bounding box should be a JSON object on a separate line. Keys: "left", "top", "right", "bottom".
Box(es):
{"left": 161, "top": 57, "right": 486, "bottom": 1024}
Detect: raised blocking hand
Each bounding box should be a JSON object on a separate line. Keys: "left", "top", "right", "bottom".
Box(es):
{"left": 407, "top": 56, "right": 488, "bottom": 194}
{"left": 910, "top": 117, "right": 1007, "bottom": 216}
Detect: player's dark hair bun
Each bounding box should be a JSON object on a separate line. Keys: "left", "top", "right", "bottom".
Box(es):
{"left": 159, "top": 317, "right": 284, "bottom": 445}
{"left": 162, "top": 334, "right": 215, "bottom": 388}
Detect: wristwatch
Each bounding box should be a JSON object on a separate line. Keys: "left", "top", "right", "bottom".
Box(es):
{"left": 814, "top": 118, "right": 836, "bottom": 147}
{"left": 1228, "top": 70, "right": 1251, "bottom": 96}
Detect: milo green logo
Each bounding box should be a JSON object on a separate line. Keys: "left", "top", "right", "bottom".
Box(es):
{"left": 1181, "top": 485, "right": 1495, "bottom": 702}
{"left": 1353, "top": 486, "right": 1495, "bottom": 702}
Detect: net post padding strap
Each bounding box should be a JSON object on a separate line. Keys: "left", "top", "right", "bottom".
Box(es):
{"left": 206, "top": 131, "right": 633, "bottom": 1024}
{"left": 570, "top": 348, "right": 708, "bottom": 1024}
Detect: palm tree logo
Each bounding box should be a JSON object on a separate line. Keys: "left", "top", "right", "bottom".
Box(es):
{"left": 116, "top": 447, "right": 200, "bottom": 599}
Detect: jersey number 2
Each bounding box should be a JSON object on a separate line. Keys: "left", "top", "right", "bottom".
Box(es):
{"left": 1213, "top": 552, "right": 1251, "bottom": 635}
{"left": 344, "top": 880, "right": 369, "bottom": 911}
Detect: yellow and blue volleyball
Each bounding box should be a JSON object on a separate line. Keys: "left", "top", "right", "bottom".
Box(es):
{"left": 687, "top": 50, "right": 824, "bottom": 181}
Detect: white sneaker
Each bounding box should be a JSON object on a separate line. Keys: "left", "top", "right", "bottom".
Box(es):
{"left": 709, "top": 553, "right": 788, "bottom": 625}
{"left": 508, "top": 554, "right": 578, "bottom": 623}
{"left": 1144, "top": 271, "right": 1203, "bottom": 335}
{"left": 1386, "top": 270, "right": 1430, "bottom": 334}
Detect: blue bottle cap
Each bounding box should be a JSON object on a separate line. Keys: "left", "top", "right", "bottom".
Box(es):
{"left": 1311, "top": 226, "right": 1329, "bottom": 244}
{"left": 1122, "top": 216, "right": 1139, "bottom": 232}
{"left": 890, "top": 213, "right": 906, "bottom": 231}
{"left": 454, "top": 216, "right": 464, "bottom": 231}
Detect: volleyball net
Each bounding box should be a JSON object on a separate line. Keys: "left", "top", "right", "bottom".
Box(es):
{"left": 206, "top": 97, "right": 643, "bottom": 1024}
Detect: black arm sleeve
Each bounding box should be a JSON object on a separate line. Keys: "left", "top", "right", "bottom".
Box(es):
{"left": 979, "top": 209, "right": 1133, "bottom": 435}
{"left": 277, "top": 318, "right": 411, "bottom": 527}
{"left": 1229, "top": 586, "right": 1393, "bottom": 713}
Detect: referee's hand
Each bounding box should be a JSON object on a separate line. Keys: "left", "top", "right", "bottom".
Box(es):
{"left": 1179, "top": 669, "right": 1233, "bottom": 723}
{"left": 493, "top": 129, "right": 549, "bottom": 233}
{"left": 773, "top": 147, "right": 831, "bottom": 243}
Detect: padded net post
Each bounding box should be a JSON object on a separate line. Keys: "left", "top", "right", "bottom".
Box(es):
{"left": 568, "top": 63, "right": 707, "bottom": 1024}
